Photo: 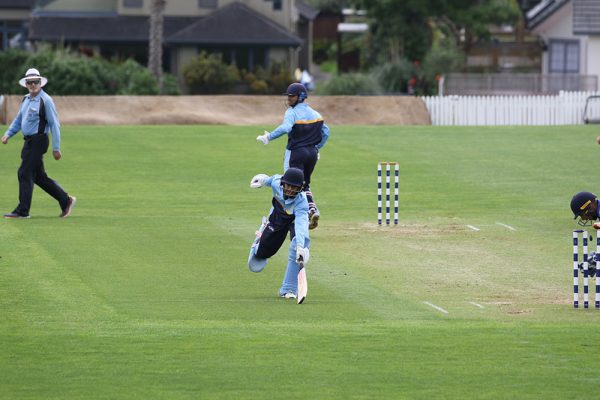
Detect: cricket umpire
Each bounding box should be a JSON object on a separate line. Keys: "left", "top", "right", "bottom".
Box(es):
{"left": 1, "top": 68, "right": 76, "bottom": 218}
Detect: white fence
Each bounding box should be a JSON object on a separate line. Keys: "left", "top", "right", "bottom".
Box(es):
{"left": 421, "top": 91, "right": 600, "bottom": 126}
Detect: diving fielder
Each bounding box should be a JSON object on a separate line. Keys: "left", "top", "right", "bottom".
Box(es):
{"left": 248, "top": 168, "right": 310, "bottom": 304}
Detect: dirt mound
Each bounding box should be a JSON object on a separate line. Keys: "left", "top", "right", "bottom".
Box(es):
{"left": 2, "top": 95, "right": 431, "bottom": 125}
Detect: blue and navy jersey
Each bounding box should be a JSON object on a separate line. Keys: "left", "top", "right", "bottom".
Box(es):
{"left": 264, "top": 175, "right": 309, "bottom": 248}
{"left": 268, "top": 102, "right": 330, "bottom": 151}
{"left": 5, "top": 90, "right": 61, "bottom": 151}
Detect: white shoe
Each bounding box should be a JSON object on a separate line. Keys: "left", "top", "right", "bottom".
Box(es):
{"left": 280, "top": 292, "right": 297, "bottom": 299}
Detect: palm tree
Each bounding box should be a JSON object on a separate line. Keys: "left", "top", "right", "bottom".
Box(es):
{"left": 149, "top": 0, "right": 166, "bottom": 93}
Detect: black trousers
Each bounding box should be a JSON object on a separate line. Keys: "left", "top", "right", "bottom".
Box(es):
{"left": 255, "top": 218, "right": 296, "bottom": 260}
{"left": 15, "top": 134, "right": 68, "bottom": 216}
{"left": 289, "top": 145, "right": 318, "bottom": 190}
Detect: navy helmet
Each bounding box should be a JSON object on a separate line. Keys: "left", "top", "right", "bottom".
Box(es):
{"left": 285, "top": 83, "right": 308, "bottom": 103}
{"left": 280, "top": 167, "right": 304, "bottom": 198}
{"left": 571, "top": 191, "right": 597, "bottom": 224}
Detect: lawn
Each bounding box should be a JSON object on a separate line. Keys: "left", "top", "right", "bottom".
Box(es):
{"left": 1, "top": 124, "right": 599, "bottom": 399}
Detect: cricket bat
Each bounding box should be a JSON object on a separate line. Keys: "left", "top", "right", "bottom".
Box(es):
{"left": 297, "top": 263, "right": 308, "bottom": 305}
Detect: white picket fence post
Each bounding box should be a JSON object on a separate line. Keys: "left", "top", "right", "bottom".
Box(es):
{"left": 421, "top": 91, "right": 600, "bottom": 126}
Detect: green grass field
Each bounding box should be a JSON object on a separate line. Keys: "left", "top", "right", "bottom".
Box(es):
{"left": 1, "top": 124, "right": 600, "bottom": 399}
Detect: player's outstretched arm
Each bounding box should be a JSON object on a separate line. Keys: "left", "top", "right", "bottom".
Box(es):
{"left": 250, "top": 174, "right": 270, "bottom": 188}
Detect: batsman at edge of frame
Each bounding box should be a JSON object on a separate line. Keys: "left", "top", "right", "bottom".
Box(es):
{"left": 570, "top": 191, "right": 600, "bottom": 309}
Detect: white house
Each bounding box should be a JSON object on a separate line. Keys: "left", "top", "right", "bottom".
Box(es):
{"left": 526, "top": 0, "right": 600, "bottom": 90}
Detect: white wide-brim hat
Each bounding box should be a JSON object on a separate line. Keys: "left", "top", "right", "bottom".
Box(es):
{"left": 18, "top": 68, "right": 48, "bottom": 88}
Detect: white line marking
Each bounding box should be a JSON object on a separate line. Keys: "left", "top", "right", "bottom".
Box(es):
{"left": 423, "top": 301, "right": 449, "bottom": 314}
{"left": 467, "top": 225, "right": 480, "bottom": 231}
{"left": 468, "top": 301, "right": 485, "bottom": 309}
{"left": 496, "top": 222, "right": 516, "bottom": 231}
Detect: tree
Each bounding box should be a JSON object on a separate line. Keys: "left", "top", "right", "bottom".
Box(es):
{"left": 434, "top": 0, "right": 520, "bottom": 53}
{"left": 356, "top": 0, "right": 519, "bottom": 63}
{"left": 148, "top": 0, "right": 166, "bottom": 93}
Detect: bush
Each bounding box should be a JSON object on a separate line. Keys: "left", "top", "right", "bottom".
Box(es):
{"left": 419, "top": 39, "right": 465, "bottom": 95}
{"left": 182, "top": 51, "right": 241, "bottom": 94}
{"left": 370, "top": 60, "right": 416, "bottom": 94}
{"left": 113, "top": 59, "right": 159, "bottom": 95}
{"left": 249, "top": 79, "right": 269, "bottom": 94}
{"left": 0, "top": 45, "right": 177, "bottom": 95}
{"left": 0, "top": 49, "right": 30, "bottom": 94}
{"left": 317, "top": 73, "right": 382, "bottom": 95}
{"left": 161, "top": 74, "right": 181, "bottom": 95}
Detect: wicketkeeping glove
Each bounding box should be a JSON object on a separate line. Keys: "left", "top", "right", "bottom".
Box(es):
{"left": 296, "top": 246, "right": 310, "bottom": 265}
{"left": 250, "top": 174, "right": 269, "bottom": 188}
{"left": 256, "top": 131, "right": 270, "bottom": 145}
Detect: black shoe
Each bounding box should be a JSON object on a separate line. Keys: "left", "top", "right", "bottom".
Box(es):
{"left": 3, "top": 212, "right": 30, "bottom": 219}
{"left": 60, "top": 196, "right": 76, "bottom": 218}
{"left": 308, "top": 208, "right": 320, "bottom": 230}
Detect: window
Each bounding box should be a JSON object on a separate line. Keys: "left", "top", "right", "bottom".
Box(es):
{"left": 273, "top": 0, "right": 282, "bottom": 10}
{"left": 549, "top": 39, "right": 579, "bottom": 73}
{"left": 198, "top": 0, "right": 217, "bottom": 8}
{"left": 123, "top": 0, "right": 143, "bottom": 7}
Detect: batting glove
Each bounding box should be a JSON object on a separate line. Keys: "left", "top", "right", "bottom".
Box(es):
{"left": 256, "top": 131, "right": 270, "bottom": 145}
{"left": 296, "top": 246, "right": 310, "bottom": 265}
{"left": 250, "top": 174, "right": 269, "bottom": 188}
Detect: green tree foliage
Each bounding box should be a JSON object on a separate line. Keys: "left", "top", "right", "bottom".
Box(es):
{"left": 370, "top": 60, "right": 416, "bottom": 94}
{"left": 356, "top": 0, "right": 519, "bottom": 63}
{"left": 317, "top": 73, "right": 382, "bottom": 95}
{"left": 304, "top": 0, "right": 352, "bottom": 13}
{"left": 0, "top": 46, "right": 178, "bottom": 95}
{"left": 182, "top": 51, "right": 241, "bottom": 94}
{"left": 435, "top": 0, "right": 520, "bottom": 52}
{"left": 356, "top": 0, "right": 433, "bottom": 65}
{"left": 0, "top": 49, "right": 29, "bottom": 94}
{"left": 419, "top": 39, "right": 465, "bottom": 94}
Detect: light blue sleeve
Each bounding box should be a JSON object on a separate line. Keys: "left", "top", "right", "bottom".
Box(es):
{"left": 268, "top": 109, "right": 295, "bottom": 141}
{"left": 44, "top": 94, "right": 61, "bottom": 151}
{"left": 316, "top": 123, "right": 330, "bottom": 150}
{"left": 5, "top": 101, "right": 24, "bottom": 137}
{"left": 293, "top": 195, "right": 310, "bottom": 248}
{"left": 266, "top": 175, "right": 282, "bottom": 194}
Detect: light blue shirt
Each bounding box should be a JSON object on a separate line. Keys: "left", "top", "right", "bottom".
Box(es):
{"left": 268, "top": 102, "right": 330, "bottom": 150}
{"left": 5, "top": 90, "right": 61, "bottom": 151}
{"left": 265, "top": 175, "right": 310, "bottom": 249}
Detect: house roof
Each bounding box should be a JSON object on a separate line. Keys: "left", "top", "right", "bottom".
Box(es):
{"left": 296, "top": 0, "right": 319, "bottom": 20}
{"left": 28, "top": 1, "right": 302, "bottom": 47}
{"left": 525, "top": 0, "right": 570, "bottom": 29}
{"left": 29, "top": 15, "right": 198, "bottom": 42}
{"left": 573, "top": 0, "right": 600, "bottom": 34}
{"left": 0, "top": 0, "right": 35, "bottom": 8}
{"left": 167, "top": 2, "right": 302, "bottom": 46}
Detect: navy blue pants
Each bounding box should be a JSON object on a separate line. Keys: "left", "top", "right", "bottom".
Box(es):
{"left": 15, "top": 134, "right": 68, "bottom": 216}
{"left": 287, "top": 145, "right": 318, "bottom": 190}
{"left": 255, "top": 213, "right": 296, "bottom": 259}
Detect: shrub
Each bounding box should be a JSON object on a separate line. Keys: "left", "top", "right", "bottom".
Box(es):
{"left": 0, "top": 48, "right": 30, "bottom": 94}
{"left": 161, "top": 73, "right": 181, "bottom": 95}
{"left": 370, "top": 60, "right": 416, "bottom": 94}
{"left": 419, "top": 39, "right": 465, "bottom": 95}
{"left": 317, "top": 73, "right": 382, "bottom": 95}
{"left": 249, "top": 79, "right": 269, "bottom": 94}
{"left": 182, "top": 51, "right": 241, "bottom": 94}
{"left": 113, "top": 59, "right": 159, "bottom": 95}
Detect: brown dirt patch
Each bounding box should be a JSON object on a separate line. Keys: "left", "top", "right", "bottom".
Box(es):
{"left": 2, "top": 95, "right": 431, "bottom": 125}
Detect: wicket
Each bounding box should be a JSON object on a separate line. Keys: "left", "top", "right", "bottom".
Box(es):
{"left": 572, "top": 229, "right": 600, "bottom": 309}
{"left": 377, "top": 162, "right": 399, "bottom": 225}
